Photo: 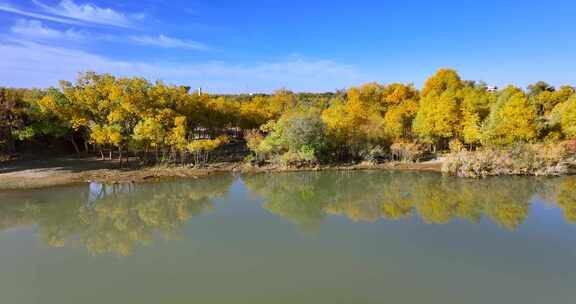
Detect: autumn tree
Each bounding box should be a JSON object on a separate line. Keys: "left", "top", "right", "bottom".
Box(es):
{"left": 481, "top": 86, "right": 538, "bottom": 146}
{"left": 187, "top": 135, "right": 229, "bottom": 166}
{"left": 269, "top": 89, "right": 299, "bottom": 118}
{"left": 239, "top": 95, "right": 274, "bottom": 130}
{"left": 132, "top": 116, "right": 167, "bottom": 162}
{"left": 561, "top": 95, "right": 576, "bottom": 139}
{"left": 0, "top": 88, "right": 29, "bottom": 155}
{"left": 413, "top": 69, "right": 464, "bottom": 150}
{"left": 167, "top": 116, "right": 188, "bottom": 163}
{"left": 322, "top": 83, "right": 390, "bottom": 159}
{"left": 461, "top": 84, "right": 495, "bottom": 146}
{"left": 2, "top": 69, "right": 575, "bottom": 167}
{"left": 381, "top": 83, "right": 419, "bottom": 141}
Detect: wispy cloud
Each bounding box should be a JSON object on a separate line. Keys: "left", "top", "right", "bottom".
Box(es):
{"left": 32, "top": 0, "right": 135, "bottom": 27}
{"left": 1, "top": 2, "right": 207, "bottom": 50}
{"left": 130, "top": 34, "right": 209, "bottom": 50}
{"left": 10, "top": 19, "right": 85, "bottom": 41}
{"left": 0, "top": 41, "right": 366, "bottom": 92}
{"left": 0, "top": 2, "right": 84, "bottom": 25}
{"left": 6, "top": 19, "right": 210, "bottom": 51}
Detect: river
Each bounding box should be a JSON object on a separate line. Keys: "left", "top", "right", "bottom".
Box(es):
{"left": 1, "top": 171, "right": 575, "bottom": 303}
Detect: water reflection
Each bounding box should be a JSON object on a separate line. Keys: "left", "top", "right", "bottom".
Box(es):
{"left": 0, "top": 175, "right": 233, "bottom": 256}
{"left": 243, "top": 171, "right": 575, "bottom": 231}
{"left": 0, "top": 171, "right": 575, "bottom": 256}
{"left": 557, "top": 178, "right": 576, "bottom": 222}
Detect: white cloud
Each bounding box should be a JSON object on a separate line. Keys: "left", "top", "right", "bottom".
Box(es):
{"left": 32, "top": 0, "right": 134, "bottom": 27}
{"left": 0, "top": 2, "right": 84, "bottom": 25}
{"left": 10, "top": 19, "right": 84, "bottom": 41}
{"left": 0, "top": 41, "right": 367, "bottom": 92}
{"left": 130, "top": 35, "right": 209, "bottom": 50}
{"left": 6, "top": 20, "right": 209, "bottom": 51}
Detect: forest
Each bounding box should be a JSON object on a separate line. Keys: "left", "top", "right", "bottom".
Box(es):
{"left": 1, "top": 69, "right": 575, "bottom": 176}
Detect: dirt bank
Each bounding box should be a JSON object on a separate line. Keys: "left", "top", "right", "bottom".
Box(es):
{"left": 0, "top": 157, "right": 443, "bottom": 191}
{"left": 0, "top": 157, "right": 240, "bottom": 191}
{"left": 238, "top": 160, "right": 443, "bottom": 174}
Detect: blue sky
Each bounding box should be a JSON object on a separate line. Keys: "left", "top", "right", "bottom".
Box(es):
{"left": 0, "top": 0, "right": 575, "bottom": 93}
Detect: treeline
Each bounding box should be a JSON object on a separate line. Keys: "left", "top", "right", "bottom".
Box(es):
{"left": 1, "top": 69, "right": 575, "bottom": 166}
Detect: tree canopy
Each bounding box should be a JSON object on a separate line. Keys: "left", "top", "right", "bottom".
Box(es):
{"left": 1, "top": 69, "right": 575, "bottom": 165}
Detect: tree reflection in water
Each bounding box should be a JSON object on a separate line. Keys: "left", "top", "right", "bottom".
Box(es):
{"left": 243, "top": 171, "right": 575, "bottom": 231}
{"left": 0, "top": 172, "right": 575, "bottom": 256}
{"left": 557, "top": 179, "right": 576, "bottom": 222}
{"left": 0, "top": 175, "right": 233, "bottom": 256}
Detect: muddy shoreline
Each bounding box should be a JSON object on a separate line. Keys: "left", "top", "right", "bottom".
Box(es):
{"left": 0, "top": 157, "right": 443, "bottom": 191}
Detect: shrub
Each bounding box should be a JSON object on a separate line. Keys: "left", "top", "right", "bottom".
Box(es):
{"left": 282, "top": 113, "right": 327, "bottom": 154}
{"left": 244, "top": 130, "right": 266, "bottom": 164}
{"left": 244, "top": 129, "right": 264, "bottom": 152}
{"left": 279, "top": 145, "right": 318, "bottom": 168}
{"left": 359, "top": 145, "right": 387, "bottom": 163}
{"left": 562, "top": 139, "right": 576, "bottom": 155}
{"left": 442, "top": 143, "right": 570, "bottom": 177}
{"left": 249, "top": 111, "right": 328, "bottom": 166}
{"left": 391, "top": 141, "right": 424, "bottom": 162}
{"left": 449, "top": 138, "right": 465, "bottom": 153}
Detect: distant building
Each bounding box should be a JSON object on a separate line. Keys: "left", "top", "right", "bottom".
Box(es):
{"left": 486, "top": 85, "right": 498, "bottom": 92}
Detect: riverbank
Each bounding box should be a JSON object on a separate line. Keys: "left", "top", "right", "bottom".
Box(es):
{"left": 0, "top": 157, "right": 231, "bottom": 190}
{"left": 0, "top": 157, "right": 444, "bottom": 191}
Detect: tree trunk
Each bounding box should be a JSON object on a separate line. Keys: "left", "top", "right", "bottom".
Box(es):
{"left": 68, "top": 136, "right": 80, "bottom": 155}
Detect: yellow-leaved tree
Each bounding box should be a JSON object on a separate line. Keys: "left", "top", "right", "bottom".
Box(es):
{"left": 481, "top": 86, "right": 538, "bottom": 146}
{"left": 413, "top": 69, "right": 464, "bottom": 150}
{"left": 167, "top": 116, "right": 188, "bottom": 163}
{"left": 132, "top": 116, "right": 166, "bottom": 162}
{"left": 561, "top": 95, "right": 576, "bottom": 139}
{"left": 381, "top": 83, "right": 419, "bottom": 141}
{"left": 321, "top": 87, "right": 373, "bottom": 158}
{"left": 90, "top": 124, "right": 122, "bottom": 159}
{"left": 187, "top": 136, "right": 229, "bottom": 166}
{"left": 461, "top": 84, "right": 495, "bottom": 147}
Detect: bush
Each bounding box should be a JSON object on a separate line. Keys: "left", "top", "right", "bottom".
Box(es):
{"left": 449, "top": 138, "right": 465, "bottom": 153}
{"left": 282, "top": 113, "right": 327, "bottom": 154}
{"left": 359, "top": 145, "right": 387, "bottom": 163}
{"left": 279, "top": 145, "right": 318, "bottom": 168}
{"left": 442, "top": 143, "right": 570, "bottom": 177}
{"left": 244, "top": 130, "right": 266, "bottom": 164}
{"left": 248, "top": 111, "right": 327, "bottom": 166}
{"left": 562, "top": 139, "right": 576, "bottom": 155}
{"left": 244, "top": 129, "right": 264, "bottom": 152}
{"left": 391, "top": 141, "right": 424, "bottom": 162}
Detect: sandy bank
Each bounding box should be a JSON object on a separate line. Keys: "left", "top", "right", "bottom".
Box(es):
{"left": 0, "top": 157, "right": 444, "bottom": 191}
